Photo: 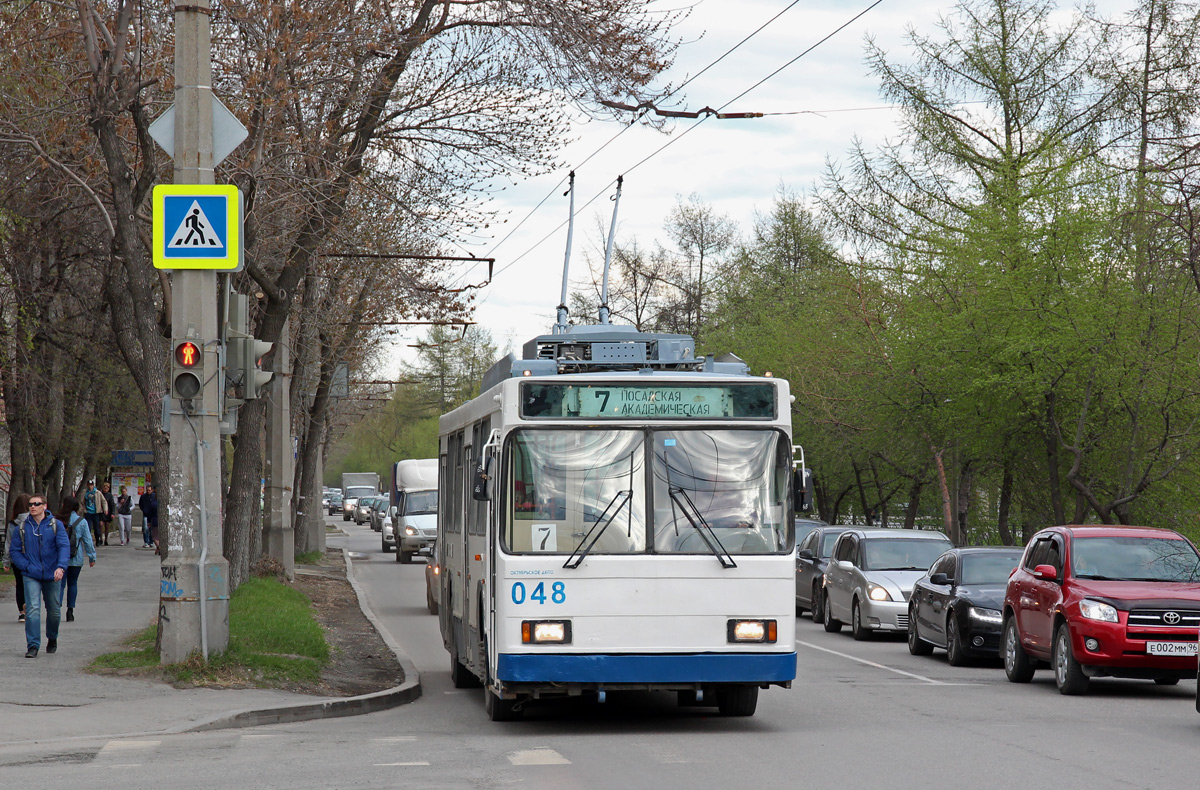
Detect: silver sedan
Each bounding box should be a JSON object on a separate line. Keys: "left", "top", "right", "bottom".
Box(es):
{"left": 822, "top": 528, "right": 953, "bottom": 640}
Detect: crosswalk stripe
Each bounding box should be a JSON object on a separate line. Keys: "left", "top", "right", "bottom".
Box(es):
{"left": 508, "top": 749, "right": 570, "bottom": 766}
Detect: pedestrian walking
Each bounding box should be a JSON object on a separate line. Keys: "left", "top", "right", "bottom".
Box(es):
{"left": 9, "top": 493, "right": 68, "bottom": 658}
{"left": 3, "top": 493, "right": 29, "bottom": 623}
{"left": 100, "top": 482, "right": 116, "bottom": 546}
{"left": 141, "top": 483, "right": 159, "bottom": 552}
{"left": 81, "top": 480, "right": 109, "bottom": 547}
{"left": 116, "top": 487, "right": 133, "bottom": 546}
{"left": 56, "top": 496, "right": 95, "bottom": 624}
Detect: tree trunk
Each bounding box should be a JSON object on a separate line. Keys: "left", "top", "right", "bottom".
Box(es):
{"left": 955, "top": 459, "right": 973, "bottom": 546}
{"left": 903, "top": 479, "right": 923, "bottom": 530}
{"left": 1043, "top": 394, "right": 1066, "bottom": 525}
{"left": 997, "top": 466, "right": 1015, "bottom": 546}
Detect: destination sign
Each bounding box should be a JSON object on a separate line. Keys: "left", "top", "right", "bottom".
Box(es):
{"left": 521, "top": 383, "right": 776, "bottom": 419}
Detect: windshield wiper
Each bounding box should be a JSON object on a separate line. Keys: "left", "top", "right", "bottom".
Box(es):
{"left": 1075, "top": 573, "right": 1120, "bottom": 580}
{"left": 668, "top": 487, "right": 737, "bottom": 569}
{"left": 563, "top": 491, "right": 632, "bottom": 569}
{"left": 873, "top": 566, "right": 926, "bottom": 571}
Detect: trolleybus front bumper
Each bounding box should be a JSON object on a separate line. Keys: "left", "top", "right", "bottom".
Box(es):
{"left": 496, "top": 652, "right": 796, "bottom": 685}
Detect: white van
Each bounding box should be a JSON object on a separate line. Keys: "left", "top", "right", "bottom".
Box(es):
{"left": 390, "top": 458, "right": 438, "bottom": 563}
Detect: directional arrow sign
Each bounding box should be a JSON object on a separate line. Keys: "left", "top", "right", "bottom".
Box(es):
{"left": 152, "top": 184, "right": 242, "bottom": 270}
{"left": 148, "top": 95, "right": 248, "bottom": 168}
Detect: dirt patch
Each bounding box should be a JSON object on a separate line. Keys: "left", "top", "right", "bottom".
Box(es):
{"left": 293, "top": 550, "right": 405, "bottom": 696}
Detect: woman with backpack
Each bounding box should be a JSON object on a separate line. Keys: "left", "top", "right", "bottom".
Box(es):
{"left": 56, "top": 496, "right": 95, "bottom": 624}
{"left": 3, "top": 493, "right": 29, "bottom": 623}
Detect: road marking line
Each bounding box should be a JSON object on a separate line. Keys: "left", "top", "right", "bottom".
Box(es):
{"left": 375, "top": 762, "right": 430, "bottom": 766}
{"left": 107, "top": 764, "right": 142, "bottom": 768}
{"left": 508, "top": 749, "right": 571, "bottom": 765}
{"left": 373, "top": 736, "right": 418, "bottom": 742}
{"left": 796, "top": 640, "right": 947, "bottom": 685}
{"left": 99, "top": 740, "right": 160, "bottom": 753}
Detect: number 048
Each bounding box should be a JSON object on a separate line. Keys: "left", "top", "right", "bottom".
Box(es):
{"left": 511, "top": 581, "right": 566, "bottom": 605}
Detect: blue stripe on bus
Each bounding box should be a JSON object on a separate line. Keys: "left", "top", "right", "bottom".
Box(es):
{"left": 496, "top": 652, "right": 797, "bottom": 683}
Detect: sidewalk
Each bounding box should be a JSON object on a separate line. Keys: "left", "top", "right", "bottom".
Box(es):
{"left": 0, "top": 531, "right": 419, "bottom": 745}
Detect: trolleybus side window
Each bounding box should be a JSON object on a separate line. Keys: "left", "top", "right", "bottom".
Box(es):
{"left": 471, "top": 418, "right": 490, "bottom": 536}
{"left": 503, "top": 429, "right": 646, "bottom": 554}
{"left": 446, "top": 431, "right": 464, "bottom": 535}
{"left": 651, "top": 429, "right": 792, "bottom": 555}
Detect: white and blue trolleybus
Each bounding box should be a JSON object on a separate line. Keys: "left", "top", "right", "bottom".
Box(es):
{"left": 437, "top": 324, "right": 810, "bottom": 720}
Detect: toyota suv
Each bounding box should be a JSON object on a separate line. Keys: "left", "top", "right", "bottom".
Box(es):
{"left": 1002, "top": 525, "right": 1200, "bottom": 695}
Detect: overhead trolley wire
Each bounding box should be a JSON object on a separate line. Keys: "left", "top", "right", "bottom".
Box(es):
{"left": 477, "top": 0, "right": 886, "bottom": 293}
{"left": 451, "top": 0, "right": 808, "bottom": 287}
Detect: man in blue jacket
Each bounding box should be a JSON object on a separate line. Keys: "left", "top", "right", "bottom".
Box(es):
{"left": 10, "top": 494, "right": 69, "bottom": 658}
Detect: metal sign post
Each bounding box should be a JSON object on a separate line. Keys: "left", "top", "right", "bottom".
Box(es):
{"left": 158, "top": 0, "right": 230, "bottom": 663}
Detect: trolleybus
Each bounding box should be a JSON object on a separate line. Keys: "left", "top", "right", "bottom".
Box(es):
{"left": 437, "top": 324, "right": 809, "bottom": 720}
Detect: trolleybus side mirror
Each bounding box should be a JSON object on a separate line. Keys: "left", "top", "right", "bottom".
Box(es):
{"left": 472, "top": 457, "right": 492, "bottom": 502}
{"left": 793, "top": 467, "right": 813, "bottom": 513}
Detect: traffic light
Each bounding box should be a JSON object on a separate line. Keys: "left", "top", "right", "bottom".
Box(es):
{"left": 243, "top": 337, "right": 275, "bottom": 399}
{"left": 172, "top": 339, "right": 205, "bottom": 411}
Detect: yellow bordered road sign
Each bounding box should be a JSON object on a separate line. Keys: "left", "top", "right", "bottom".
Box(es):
{"left": 152, "top": 184, "right": 241, "bottom": 270}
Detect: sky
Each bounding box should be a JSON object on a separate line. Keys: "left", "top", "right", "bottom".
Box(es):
{"left": 384, "top": 0, "right": 1131, "bottom": 371}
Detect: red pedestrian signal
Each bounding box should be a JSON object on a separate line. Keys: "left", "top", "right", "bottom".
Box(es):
{"left": 176, "top": 341, "right": 201, "bottom": 368}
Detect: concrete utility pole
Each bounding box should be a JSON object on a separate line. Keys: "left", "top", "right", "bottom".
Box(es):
{"left": 264, "top": 318, "right": 294, "bottom": 580}
{"left": 161, "top": 0, "right": 230, "bottom": 663}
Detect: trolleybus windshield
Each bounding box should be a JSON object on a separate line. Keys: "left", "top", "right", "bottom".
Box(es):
{"left": 503, "top": 428, "right": 791, "bottom": 556}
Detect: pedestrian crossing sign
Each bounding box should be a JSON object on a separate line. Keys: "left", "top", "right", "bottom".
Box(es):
{"left": 152, "top": 184, "right": 241, "bottom": 270}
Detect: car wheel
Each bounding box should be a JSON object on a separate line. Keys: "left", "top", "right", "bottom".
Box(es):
{"left": 946, "top": 613, "right": 968, "bottom": 667}
{"left": 851, "top": 600, "right": 871, "bottom": 641}
{"left": 811, "top": 584, "right": 824, "bottom": 624}
{"left": 1053, "top": 624, "right": 1089, "bottom": 695}
{"left": 823, "top": 593, "right": 843, "bottom": 633}
{"left": 427, "top": 583, "right": 438, "bottom": 615}
{"left": 908, "top": 606, "right": 933, "bottom": 656}
{"left": 395, "top": 546, "right": 404, "bottom": 563}
{"left": 1003, "top": 616, "right": 1035, "bottom": 683}
{"left": 1154, "top": 676, "right": 1180, "bottom": 686}
{"left": 716, "top": 684, "right": 758, "bottom": 716}
{"left": 399, "top": 549, "right": 413, "bottom": 564}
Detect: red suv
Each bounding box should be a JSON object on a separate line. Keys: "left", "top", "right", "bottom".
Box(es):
{"left": 1002, "top": 525, "right": 1200, "bottom": 695}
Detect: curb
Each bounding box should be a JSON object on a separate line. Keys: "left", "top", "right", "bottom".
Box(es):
{"left": 186, "top": 547, "right": 421, "bottom": 731}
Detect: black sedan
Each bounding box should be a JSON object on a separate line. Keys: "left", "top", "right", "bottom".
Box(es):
{"left": 907, "top": 546, "right": 1023, "bottom": 664}
{"left": 795, "top": 523, "right": 850, "bottom": 623}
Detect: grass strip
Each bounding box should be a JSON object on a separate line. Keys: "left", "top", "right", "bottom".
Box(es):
{"left": 90, "top": 577, "right": 330, "bottom": 687}
{"left": 295, "top": 550, "right": 323, "bottom": 565}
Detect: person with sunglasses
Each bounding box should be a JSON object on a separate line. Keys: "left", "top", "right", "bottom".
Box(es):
{"left": 9, "top": 494, "right": 69, "bottom": 658}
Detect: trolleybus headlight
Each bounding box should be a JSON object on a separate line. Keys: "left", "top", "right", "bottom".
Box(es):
{"left": 522, "top": 620, "right": 572, "bottom": 644}
{"left": 727, "top": 619, "right": 777, "bottom": 643}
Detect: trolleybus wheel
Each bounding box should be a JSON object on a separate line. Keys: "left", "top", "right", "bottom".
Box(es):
{"left": 716, "top": 684, "right": 758, "bottom": 716}
{"left": 483, "top": 639, "right": 522, "bottom": 721}
{"left": 450, "top": 635, "right": 479, "bottom": 689}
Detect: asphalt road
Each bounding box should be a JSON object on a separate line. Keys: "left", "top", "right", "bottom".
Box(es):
{"left": 4, "top": 513, "right": 1198, "bottom": 789}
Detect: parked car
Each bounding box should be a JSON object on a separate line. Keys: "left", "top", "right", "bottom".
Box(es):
{"left": 354, "top": 496, "right": 376, "bottom": 526}
{"left": 1002, "top": 525, "right": 1200, "bottom": 695}
{"left": 326, "top": 493, "right": 343, "bottom": 516}
{"left": 424, "top": 547, "right": 439, "bottom": 615}
{"left": 908, "top": 546, "right": 1023, "bottom": 664}
{"left": 796, "top": 524, "right": 851, "bottom": 622}
{"left": 822, "top": 528, "right": 953, "bottom": 640}
{"left": 368, "top": 496, "right": 390, "bottom": 533}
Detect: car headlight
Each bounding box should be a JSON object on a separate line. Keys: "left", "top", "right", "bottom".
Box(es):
{"left": 867, "top": 584, "right": 892, "bottom": 602}
{"left": 405, "top": 526, "right": 416, "bottom": 536}
{"left": 967, "top": 606, "right": 1003, "bottom": 624}
{"left": 1079, "top": 599, "right": 1119, "bottom": 623}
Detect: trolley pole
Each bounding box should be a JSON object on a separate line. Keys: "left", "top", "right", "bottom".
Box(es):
{"left": 161, "top": 0, "right": 230, "bottom": 663}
